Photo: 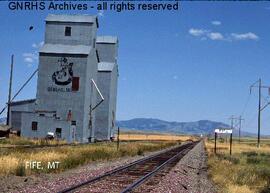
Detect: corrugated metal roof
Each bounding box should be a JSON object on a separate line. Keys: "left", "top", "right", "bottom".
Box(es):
{"left": 46, "top": 14, "right": 97, "bottom": 24}
{"left": 96, "top": 36, "right": 118, "bottom": 44}
{"left": 10, "top": 99, "right": 36, "bottom": 106}
{"left": 40, "top": 44, "right": 92, "bottom": 55}
{"left": 98, "top": 62, "right": 115, "bottom": 72}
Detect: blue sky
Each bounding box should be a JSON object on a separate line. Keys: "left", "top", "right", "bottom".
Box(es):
{"left": 1, "top": 1, "right": 270, "bottom": 134}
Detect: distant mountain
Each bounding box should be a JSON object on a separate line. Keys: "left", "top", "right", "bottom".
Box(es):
{"left": 0, "top": 116, "right": 258, "bottom": 137}
{"left": 116, "top": 118, "right": 258, "bottom": 136}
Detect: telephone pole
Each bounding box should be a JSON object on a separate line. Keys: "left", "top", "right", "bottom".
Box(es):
{"left": 250, "top": 78, "right": 270, "bottom": 148}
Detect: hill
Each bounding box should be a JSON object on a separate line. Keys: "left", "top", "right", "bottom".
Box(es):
{"left": 116, "top": 118, "right": 256, "bottom": 136}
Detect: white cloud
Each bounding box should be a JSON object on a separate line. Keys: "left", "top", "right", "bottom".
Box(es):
{"left": 189, "top": 27, "right": 259, "bottom": 42}
{"left": 23, "top": 52, "right": 38, "bottom": 67}
{"left": 32, "top": 41, "right": 44, "bottom": 49}
{"left": 189, "top": 28, "right": 224, "bottom": 41}
{"left": 231, "top": 32, "right": 259, "bottom": 40}
{"left": 211, "top": 21, "right": 221, "bottom": 26}
{"left": 23, "top": 53, "right": 38, "bottom": 60}
{"left": 189, "top": 28, "right": 207, "bottom": 37}
{"left": 207, "top": 32, "right": 224, "bottom": 40}
{"left": 23, "top": 41, "right": 43, "bottom": 67}
{"left": 24, "top": 57, "right": 34, "bottom": 63}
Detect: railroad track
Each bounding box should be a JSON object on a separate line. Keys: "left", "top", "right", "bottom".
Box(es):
{"left": 58, "top": 141, "right": 198, "bottom": 193}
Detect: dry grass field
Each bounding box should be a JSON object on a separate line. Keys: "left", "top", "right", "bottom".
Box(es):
{"left": 206, "top": 138, "right": 270, "bottom": 193}
{"left": 0, "top": 132, "right": 194, "bottom": 176}
{"left": 0, "top": 140, "right": 178, "bottom": 176}
{"left": 0, "top": 135, "right": 68, "bottom": 147}
{"left": 0, "top": 133, "right": 195, "bottom": 147}
{"left": 119, "top": 133, "right": 196, "bottom": 141}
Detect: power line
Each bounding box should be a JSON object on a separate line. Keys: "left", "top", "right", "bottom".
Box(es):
{"left": 250, "top": 78, "right": 270, "bottom": 148}
{"left": 240, "top": 93, "right": 251, "bottom": 117}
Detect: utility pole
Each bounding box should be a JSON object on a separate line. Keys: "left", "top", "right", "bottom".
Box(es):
{"left": 230, "top": 116, "right": 234, "bottom": 144}
{"left": 228, "top": 116, "right": 235, "bottom": 144}
{"left": 238, "top": 116, "right": 244, "bottom": 143}
{"left": 230, "top": 132, "right": 232, "bottom": 155}
{"left": 250, "top": 78, "right": 270, "bottom": 148}
{"left": 229, "top": 115, "right": 244, "bottom": 144}
{"left": 230, "top": 116, "right": 234, "bottom": 130}
{"left": 229, "top": 115, "right": 237, "bottom": 131}
{"left": 6, "top": 55, "right": 14, "bottom": 126}
{"left": 214, "top": 132, "right": 217, "bottom": 155}
{"left": 258, "top": 78, "right": 261, "bottom": 148}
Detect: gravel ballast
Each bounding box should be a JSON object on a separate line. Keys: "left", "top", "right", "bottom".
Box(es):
{"left": 149, "top": 141, "right": 217, "bottom": 193}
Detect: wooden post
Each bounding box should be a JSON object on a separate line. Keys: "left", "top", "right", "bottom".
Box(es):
{"left": 230, "top": 133, "right": 232, "bottom": 155}
{"left": 7, "top": 55, "right": 14, "bottom": 126}
{"left": 214, "top": 132, "right": 217, "bottom": 154}
{"left": 117, "top": 127, "right": 120, "bottom": 151}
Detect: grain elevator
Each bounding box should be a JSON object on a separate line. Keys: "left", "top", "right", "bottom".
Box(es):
{"left": 9, "top": 14, "right": 119, "bottom": 143}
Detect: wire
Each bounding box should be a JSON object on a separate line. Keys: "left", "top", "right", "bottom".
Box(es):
{"left": 0, "top": 69, "right": 38, "bottom": 116}
{"left": 240, "top": 93, "right": 251, "bottom": 117}
{"left": 244, "top": 112, "right": 258, "bottom": 129}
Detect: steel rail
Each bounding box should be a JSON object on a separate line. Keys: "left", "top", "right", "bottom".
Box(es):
{"left": 121, "top": 145, "right": 194, "bottom": 193}
{"left": 58, "top": 142, "right": 196, "bottom": 193}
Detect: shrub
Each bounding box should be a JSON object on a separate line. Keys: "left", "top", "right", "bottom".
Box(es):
{"left": 255, "top": 166, "right": 270, "bottom": 181}
{"left": 15, "top": 162, "right": 25, "bottom": 176}
{"left": 260, "top": 186, "right": 270, "bottom": 193}
{"left": 234, "top": 167, "right": 258, "bottom": 186}
{"left": 246, "top": 156, "right": 261, "bottom": 164}
{"left": 260, "top": 152, "right": 270, "bottom": 158}
{"left": 217, "top": 154, "right": 240, "bottom": 164}
{"left": 137, "top": 149, "right": 144, "bottom": 156}
{"left": 242, "top": 151, "right": 258, "bottom": 157}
